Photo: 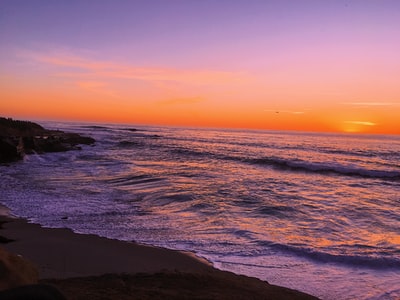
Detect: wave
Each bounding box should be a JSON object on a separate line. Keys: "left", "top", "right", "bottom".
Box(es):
{"left": 259, "top": 241, "right": 400, "bottom": 270}
{"left": 248, "top": 157, "right": 400, "bottom": 180}
{"left": 80, "top": 125, "right": 139, "bottom": 132}
{"left": 106, "top": 174, "right": 164, "bottom": 187}
{"left": 166, "top": 146, "right": 400, "bottom": 180}
{"left": 117, "top": 140, "right": 143, "bottom": 148}
{"left": 255, "top": 205, "right": 297, "bottom": 217}
{"left": 118, "top": 127, "right": 138, "bottom": 132}
{"left": 81, "top": 125, "right": 110, "bottom": 130}
{"left": 170, "top": 148, "right": 215, "bottom": 158}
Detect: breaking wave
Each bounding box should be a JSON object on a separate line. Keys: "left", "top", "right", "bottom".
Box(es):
{"left": 249, "top": 157, "right": 400, "bottom": 180}
{"left": 258, "top": 241, "right": 400, "bottom": 270}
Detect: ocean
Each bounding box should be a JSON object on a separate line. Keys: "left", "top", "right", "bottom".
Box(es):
{"left": 1, "top": 121, "right": 399, "bottom": 300}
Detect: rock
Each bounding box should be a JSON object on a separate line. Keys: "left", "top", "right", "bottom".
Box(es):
{"left": 0, "top": 138, "right": 22, "bottom": 163}
{"left": 0, "top": 246, "right": 39, "bottom": 291}
{"left": 59, "top": 133, "right": 96, "bottom": 147}
{"left": 0, "top": 117, "right": 95, "bottom": 163}
{"left": 0, "top": 117, "right": 45, "bottom": 137}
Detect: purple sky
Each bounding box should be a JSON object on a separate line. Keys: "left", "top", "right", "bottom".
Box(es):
{"left": 1, "top": 1, "right": 400, "bottom": 133}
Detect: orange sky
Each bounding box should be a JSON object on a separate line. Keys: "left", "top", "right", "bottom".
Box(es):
{"left": 1, "top": 1, "right": 399, "bottom": 134}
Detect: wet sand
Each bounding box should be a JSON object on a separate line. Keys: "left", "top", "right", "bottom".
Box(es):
{"left": 0, "top": 215, "right": 318, "bottom": 299}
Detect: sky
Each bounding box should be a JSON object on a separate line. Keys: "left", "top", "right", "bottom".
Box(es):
{"left": 1, "top": 0, "right": 400, "bottom": 134}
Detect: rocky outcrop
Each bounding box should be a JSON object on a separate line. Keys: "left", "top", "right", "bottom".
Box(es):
{"left": 0, "top": 117, "right": 95, "bottom": 163}
{"left": 0, "top": 247, "right": 66, "bottom": 299}
{"left": 0, "top": 246, "right": 38, "bottom": 291}
{"left": 0, "top": 117, "right": 45, "bottom": 137}
{"left": 0, "top": 138, "right": 22, "bottom": 163}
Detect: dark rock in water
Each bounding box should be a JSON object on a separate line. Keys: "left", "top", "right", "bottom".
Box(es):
{"left": 60, "top": 132, "right": 95, "bottom": 146}
{"left": 0, "top": 117, "right": 95, "bottom": 163}
{"left": 0, "top": 138, "right": 23, "bottom": 163}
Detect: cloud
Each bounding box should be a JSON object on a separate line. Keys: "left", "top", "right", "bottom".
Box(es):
{"left": 158, "top": 97, "right": 204, "bottom": 105}
{"left": 343, "top": 102, "right": 398, "bottom": 107}
{"left": 76, "top": 81, "right": 120, "bottom": 98}
{"left": 344, "top": 121, "right": 376, "bottom": 126}
{"left": 77, "top": 81, "right": 105, "bottom": 90}
{"left": 21, "top": 50, "right": 248, "bottom": 85}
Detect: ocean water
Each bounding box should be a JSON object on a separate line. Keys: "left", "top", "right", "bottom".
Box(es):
{"left": 1, "top": 121, "right": 399, "bottom": 300}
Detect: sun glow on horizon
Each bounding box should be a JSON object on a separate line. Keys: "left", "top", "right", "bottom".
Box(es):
{"left": 340, "top": 120, "right": 376, "bottom": 133}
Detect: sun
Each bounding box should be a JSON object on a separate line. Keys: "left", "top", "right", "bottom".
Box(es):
{"left": 342, "top": 123, "right": 362, "bottom": 133}
{"left": 341, "top": 121, "right": 376, "bottom": 133}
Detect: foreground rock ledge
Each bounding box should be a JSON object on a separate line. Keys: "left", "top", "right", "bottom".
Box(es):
{"left": 0, "top": 117, "right": 95, "bottom": 163}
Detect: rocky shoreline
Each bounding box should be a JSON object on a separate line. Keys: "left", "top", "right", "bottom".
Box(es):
{"left": 0, "top": 117, "right": 95, "bottom": 163}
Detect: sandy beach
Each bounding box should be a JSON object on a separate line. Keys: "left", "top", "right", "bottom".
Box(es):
{"left": 0, "top": 213, "right": 318, "bottom": 299}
